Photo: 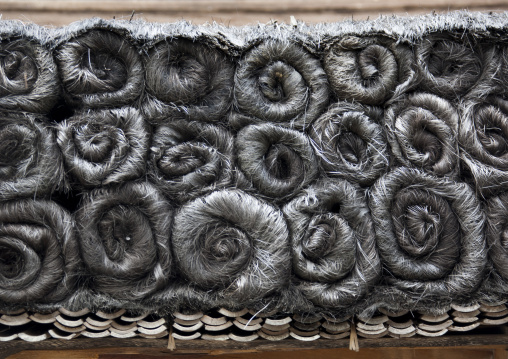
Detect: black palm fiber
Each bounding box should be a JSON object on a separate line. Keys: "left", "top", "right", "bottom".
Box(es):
{"left": 75, "top": 182, "right": 173, "bottom": 301}
{"left": 172, "top": 189, "right": 290, "bottom": 304}
{"left": 236, "top": 123, "right": 318, "bottom": 201}
{"left": 309, "top": 102, "right": 389, "bottom": 186}
{"left": 385, "top": 93, "right": 460, "bottom": 178}
{"left": 143, "top": 39, "right": 234, "bottom": 124}
{"left": 283, "top": 179, "right": 381, "bottom": 309}
{"left": 0, "top": 200, "right": 79, "bottom": 305}
{"left": 55, "top": 30, "right": 144, "bottom": 109}
{"left": 0, "top": 12, "right": 507, "bottom": 315}
{"left": 0, "top": 111, "right": 64, "bottom": 201}
{"left": 56, "top": 107, "right": 149, "bottom": 188}
{"left": 415, "top": 34, "right": 497, "bottom": 101}
{"left": 0, "top": 38, "right": 59, "bottom": 113}
{"left": 324, "top": 36, "right": 415, "bottom": 105}
{"left": 149, "top": 120, "right": 234, "bottom": 204}
{"left": 370, "top": 167, "right": 486, "bottom": 303}
{"left": 233, "top": 39, "right": 329, "bottom": 130}
{"left": 460, "top": 97, "right": 508, "bottom": 197}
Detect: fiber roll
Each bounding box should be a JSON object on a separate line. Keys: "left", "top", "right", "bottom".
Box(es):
{"left": 233, "top": 40, "right": 329, "bottom": 129}
{"left": 486, "top": 192, "right": 508, "bottom": 283}
{"left": 415, "top": 34, "right": 494, "bottom": 100}
{"left": 236, "top": 123, "right": 318, "bottom": 201}
{"left": 385, "top": 93, "right": 459, "bottom": 177}
{"left": 0, "top": 111, "right": 64, "bottom": 201}
{"left": 459, "top": 97, "right": 508, "bottom": 196}
{"left": 370, "top": 168, "right": 486, "bottom": 300}
{"left": 57, "top": 107, "right": 149, "bottom": 188}
{"left": 76, "top": 182, "right": 172, "bottom": 300}
{"left": 0, "top": 39, "right": 59, "bottom": 113}
{"left": 172, "top": 189, "right": 290, "bottom": 302}
{"left": 55, "top": 30, "right": 144, "bottom": 108}
{"left": 283, "top": 179, "right": 381, "bottom": 309}
{"left": 144, "top": 39, "right": 234, "bottom": 124}
{"left": 323, "top": 36, "right": 415, "bottom": 105}
{"left": 309, "top": 102, "right": 388, "bottom": 186}
{"left": 149, "top": 120, "right": 234, "bottom": 204}
{"left": 0, "top": 200, "right": 79, "bottom": 304}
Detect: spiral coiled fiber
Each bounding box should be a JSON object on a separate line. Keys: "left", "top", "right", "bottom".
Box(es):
{"left": 149, "top": 120, "right": 234, "bottom": 204}
{"left": 370, "top": 167, "right": 486, "bottom": 302}
{"left": 233, "top": 39, "right": 329, "bottom": 129}
{"left": 486, "top": 192, "right": 508, "bottom": 284}
{"left": 0, "top": 111, "right": 64, "bottom": 201}
{"left": 172, "top": 189, "right": 290, "bottom": 304}
{"left": 309, "top": 102, "right": 388, "bottom": 186}
{"left": 460, "top": 97, "right": 508, "bottom": 197}
{"left": 0, "top": 200, "right": 79, "bottom": 304}
{"left": 283, "top": 179, "right": 381, "bottom": 309}
{"left": 236, "top": 123, "right": 318, "bottom": 201}
{"left": 415, "top": 34, "right": 495, "bottom": 100}
{"left": 385, "top": 93, "right": 459, "bottom": 178}
{"left": 324, "top": 36, "right": 415, "bottom": 105}
{"left": 0, "top": 38, "right": 59, "bottom": 113}
{"left": 144, "top": 39, "right": 234, "bottom": 124}
{"left": 76, "top": 182, "right": 173, "bottom": 301}
{"left": 55, "top": 30, "right": 144, "bottom": 109}
{"left": 56, "top": 107, "right": 149, "bottom": 188}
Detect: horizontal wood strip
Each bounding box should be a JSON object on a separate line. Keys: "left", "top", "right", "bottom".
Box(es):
{"left": 0, "top": 0, "right": 506, "bottom": 15}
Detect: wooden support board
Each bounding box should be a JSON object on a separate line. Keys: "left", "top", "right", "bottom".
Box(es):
{"left": 0, "top": 0, "right": 506, "bottom": 25}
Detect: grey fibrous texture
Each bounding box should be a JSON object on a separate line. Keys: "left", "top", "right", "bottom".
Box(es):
{"left": 56, "top": 107, "right": 149, "bottom": 188}
{"left": 149, "top": 120, "right": 234, "bottom": 204}
{"left": 385, "top": 93, "right": 459, "bottom": 178}
{"left": 460, "top": 97, "right": 508, "bottom": 197}
{"left": 309, "top": 102, "right": 388, "bottom": 186}
{"left": 0, "top": 200, "right": 79, "bottom": 305}
{"left": 370, "top": 167, "right": 487, "bottom": 303}
{"left": 75, "top": 182, "right": 173, "bottom": 301}
{"left": 415, "top": 34, "right": 496, "bottom": 101}
{"left": 283, "top": 179, "right": 381, "bottom": 309}
{"left": 172, "top": 189, "right": 290, "bottom": 304}
{"left": 143, "top": 39, "right": 234, "bottom": 124}
{"left": 1, "top": 12, "right": 508, "bottom": 316}
{"left": 486, "top": 192, "right": 508, "bottom": 282}
{"left": 236, "top": 123, "right": 318, "bottom": 201}
{"left": 0, "top": 39, "right": 59, "bottom": 113}
{"left": 324, "top": 36, "right": 415, "bottom": 105}
{"left": 55, "top": 30, "right": 144, "bottom": 109}
{"left": 233, "top": 39, "right": 329, "bottom": 130}
{"left": 0, "top": 111, "right": 64, "bottom": 201}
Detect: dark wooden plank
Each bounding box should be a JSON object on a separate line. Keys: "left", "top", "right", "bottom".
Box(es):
{"left": 0, "top": 0, "right": 506, "bottom": 14}
{"left": 2, "top": 333, "right": 508, "bottom": 359}
{"left": 6, "top": 347, "right": 502, "bottom": 359}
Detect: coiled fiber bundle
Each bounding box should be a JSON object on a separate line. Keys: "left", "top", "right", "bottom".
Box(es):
{"left": 55, "top": 29, "right": 144, "bottom": 109}
{"left": 0, "top": 37, "right": 60, "bottom": 113}
{"left": 172, "top": 189, "right": 290, "bottom": 306}
{"left": 76, "top": 182, "right": 172, "bottom": 301}
{"left": 57, "top": 107, "right": 149, "bottom": 188}
{"left": 460, "top": 97, "right": 508, "bottom": 197}
{"left": 370, "top": 168, "right": 486, "bottom": 303}
{"left": 309, "top": 102, "right": 388, "bottom": 186}
{"left": 233, "top": 39, "right": 329, "bottom": 129}
{"left": 1, "top": 12, "right": 508, "bottom": 315}
{"left": 0, "top": 111, "right": 64, "bottom": 201}
{"left": 0, "top": 200, "right": 79, "bottom": 305}
{"left": 283, "top": 179, "right": 381, "bottom": 309}
{"left": 144, "top": 39, "right": 234, "bottom": 124}
{"left": 149, "top": 120, "right": 234, "bottom": 204}
{"left": 324, "top": 35, "right": 415, "bottom": 105}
